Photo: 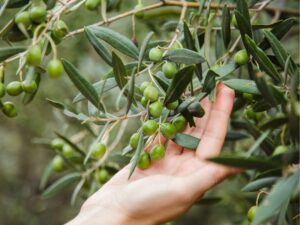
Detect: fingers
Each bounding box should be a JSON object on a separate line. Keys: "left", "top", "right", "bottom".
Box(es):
{"left": 195, "top": 83, "right": 235, "bottom": 159}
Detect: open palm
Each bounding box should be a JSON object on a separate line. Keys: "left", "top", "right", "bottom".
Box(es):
{"left": 72, "top": 83, "right": 237, "bottom": 225}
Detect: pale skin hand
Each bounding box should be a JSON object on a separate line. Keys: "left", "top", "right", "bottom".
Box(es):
{"left": 67, "top": 83, "right": 237, "bottom": 225}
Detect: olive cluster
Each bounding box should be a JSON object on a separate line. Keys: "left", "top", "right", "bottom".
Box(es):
{"left": 51, "top": 138, "right": 110, "bottom": 184}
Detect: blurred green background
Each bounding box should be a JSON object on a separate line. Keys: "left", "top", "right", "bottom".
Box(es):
{"left": 0, "top": 0, "right": 299, "bottom": 224}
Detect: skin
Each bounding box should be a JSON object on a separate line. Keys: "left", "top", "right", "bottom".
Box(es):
{"left": 66, "top": 83, "right": 238, "bottom": 225}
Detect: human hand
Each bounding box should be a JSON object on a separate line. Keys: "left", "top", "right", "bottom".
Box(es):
{"left": 67, "top": 83, "right": 237, "bottom": 225}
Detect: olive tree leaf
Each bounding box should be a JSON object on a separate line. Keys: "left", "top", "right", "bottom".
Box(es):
{"left": 126, "top": 68, "right": 136, "bottom": 114}
{"left": 242, "top": 177, "right": 279, "bottom": 192}
{"left": 62, "top": 59, "right": 103, "bottom": 110}
{"left": 252, "top": 170, "right": 300, "bottom": 225}
{"left": 46, "top": 98, "right": 66, "bottom": 110}
{"left": 153, "top": 73, "right": 170, "bottom": 92}
{"left": 0, "top": 46, "right": 26, "bottom": 61}
{"left": 221, "top": 5, "right": 231, "bottom": 48}
{"left": 128, "top": 132, "right": 144, "bottom": 179}
{"left": 70, "top": 178, "right": 85, "bottom": 206}
{"left": 138, "top": 31, "right": 154, "bottom": 71}
{"left": 112, "top": 52, "right": 128, "bottom": 92}
{"left": 259, "top": 117, "right": 288, "bottom": 130}
{"left": 85, "top": 27, "right": 112, "bottom": 66}
{"left": 86, "top": 26, "right": 139, "bottom": 59}
{"left": 172, "top": 133, "right": 200, "bottom": 150}
{"left": 214, "top": 63, "right": 238, "bottom": 79}
{"left": 236, "top": 0, "right": 251, "bottom": 24}
{"left": 39, "top": 162, "right": 54, "bottom": 190}
{"left": 163, "top": 48, "right": 205, "bottom": 64}
{"left": 245, "top": 35, "right": 282, "bottom": 83}
{"left": 42, "top": 173, "right": 82, "bottom": 198}
{"left": 55, "top": 132, "right": 86, "bottom": 157}
{"left": 224, "top": 79, "right": 260, "bottom": 95}
{"left": 202, "top": 70, "right": 217, "bottom": 93}
{"left": 164, "top": 66, "right": 195, "bottom": 105}
{"left": 225, "top": 131, "right": 249, "bottom": 141}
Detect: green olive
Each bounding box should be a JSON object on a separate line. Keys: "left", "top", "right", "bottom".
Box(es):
{"left": 149, "top": 47, "right": 163, "bottom": 62}
{"left": 170, "top": 40, "right": 183, "bottom": 50}
{"left": 234, "top": 49, "right": 249, "bottom": 65}
{"left": 138, "top": 152, "right": 151, "bottom": 169}
{"left": 2, "top": 101, "right": 17, "bottom": 118}
{"left": 6, "top": 81, "right": 23, "bottom": 96}
{"left": 29, "top": 6, "right": 47, "bottom": 23}
{"left": 15, "top": 11, "right": 32, "bottom": 27}
{"left": 149, "top": 101, "right": 163, "bottom": 118}
{"left": 26, "top": 46, "right": 42, "bottom": 66}
{"left": 62, "top": 144, "right": 75, "bottom": 157}
{"left": 52, "top": 20, "right": 68, "bottom": 39}
{"left": 210, "top": 64, "right": 220, "bottom": 72}
{"left": 166, "top": 100, "right": 179, "bottom": 110}
{"left": 255, "top": 112, "right": 265, "bottom": 121}
{"left": 140, "top": 81, "right": 151, "bottom": 93}
{"left": 92, "top": 143, "right": 106, "bottom": 158}
{"left": 134, "top": 4, "right": 144, "bottom": 18}
{"left": 0, "top": 82, "right": 6, "bottom": 98}
{"left": 143, "top": 85, "right": 159, "bottom": 102}
{"left": 243, "top": 107, "right": 255, "bottom": 120}
{"left": 47, "top": 59, "right": 64, "bottom": 78}
{"left": 95, "top": 169, "right": 110, "bottom": 184}
{"left": 161, "top": 122, "right": 177, "bottom": 139}
{"left": 247, "top": 206, "right": 258, "bottom": 222}
{"left": 162, "top": 62, "right": 177, "bottom": 79}
{"left": 129, "top": 132, "right": 140, "bottom": 149}
{"left": 140, "top": 96, "right": 149, "bottom": 107}
{"left": 173, "top": 116, "right": 187, "bottom": 132}
{"left": 85, "top": 0, "right": 101, "bottom": 10}
{"left": 150, "top": 144, "right": 165, "bottom": 161}
{"left": 51, "top": 155, "right": 64, "bottom": 172}
{"left": 143, "top": 120, "right": 158, "bottom": 136}
{"left": 243, "top": 93, "right": 253, "bottom": 102}
{"left": 22, "top": 80, "right": 37, "bottom": 93}
{"left": 51, "top": 138, "right": 64, "bottom": 151}
{"left": 272, "top": 145, "right": 288, "bottom": 156}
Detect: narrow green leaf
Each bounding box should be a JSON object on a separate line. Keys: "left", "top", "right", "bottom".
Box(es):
{"left": 39, "top": 162, "right": 53, "bottom": 190}
{"left": 138, "top": 31, "right": 154, "bottom": 71}
{"left": 234, "top": 10, "right": 252, "bottom": 47}
{"left": 177, "top": 93, "right": 207, "bottom": 114}
{"left": 0, "top": 47, "right": 26, "bottom": 61}
{"left": 214, "top": 63, "right": 238, "bottom": 79}
{"left": 153, "top": 73, "right": 170, "bottom": 92}
{"left": 245, "top": 35, "right": 282, "bottom": 83}
{"left": 70, "top": 178, "right": 85, "bottom": 206}
{"left": 252, "top": 170, "right": 300, "bottom": 225}
{"left": 164, "top": 66, "right": 195, "bottom": 104}
{"left": 87, "top": 26, "right": 139, "bottom": 59}
{"left": 172, "top": 133, "right": 200, "bottom": 150}
{"left": 226, "top": 131, "right": 249, "bottom": 141}
{"left": 55, "top": 132, "right": 86, "bottom": 157}
{"left": 46, "top": 98, "right": 66, "bottom": 110}
{"left": 203, "top": 70, "right": 217, "bottom": 93}
{"left": 246, "top": 130, "right": 271, "bottom": 156}
{"left": 163, "top": 48, "right": 205, "bottom": 64}
{"left": 236, "top": 0, "right": 251, "bottom": 25}
{"left": 259, "top": 117, "right": 288, "bottom": 130}
{"left": 128, "top": 132, "right": 144, "bottom": 179}
{"left": 126, "top": 68, "right": 136, "bottom": 114}
{"left": 242, "top": 177, "right": 279, "bottom": 192}
{"left": 85, "top": 27, "right": 112, "bottom": 66}
{"left": 42, "top": 173, "right": 81, "bottom": 198}
{"left": 221, "top": 5, "right": 231, "bottom": 48}
{"left": 62, "top": 59, "right": 102, "bottom": 110}
{"left": 2, "top": 0, "right": 29, "bottom": 8}
{"left": 183, "top": 22, "right": 196, "bottom": 51}
{"left": 112, "top": 52, "right": 127, "bottom": 92}
{"left": 224, "top": 79, "right": 260, "bottom": 95}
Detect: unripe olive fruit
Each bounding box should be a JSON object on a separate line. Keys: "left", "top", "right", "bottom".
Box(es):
{"left": 149, "top": 101, "right": 163, "bottom": 118}
{"left": 134, "top": 4, "right": 144, "bottom": 18}
{"left": 140, "top": 81, "right": 151, "bottom": 93}
{"left": 62, "top": 144, "right": 75, "bottom": 157}
{"left": 138, "top": 152, "right": 151, "bottom": 169}
{"left": 15, "top": 11, "right": 32, "bottom": 27}
{"left": 47, "top": 59, "right": 64, "bottom": 78}
{"left": 247, "top": 205, "right": 258, "bottom": 222}
{"left": 22, "top": 80, "right": 37, "bottom": 93}
{"left": 244, "top": 107, "right": 255, "bottom": 120}
{"left": 129, "top": 132, "right": 140, "bottom": 149}
{"left": 26, "top": 46, "right": 42, "bottom": 66}
{"left": 95, "top": 169, "right": 109, "bottom": 184}
{"left": 51, "top": 155, "right": 64, "bottom": 172}
{"left": 149, "top": 47, "right": 163, "bottom": 62}
{"left": 232, "top": 14, "right": 238, "bottom": 28}
{"left": 150, "top": 144, "right": 165, "bottom": 161}
{"left": 243, "top": 93, "right": 253, "bottom": 102}
{"left": 85, "top": 0, "right": 101, "bottom": 10}
{"left": 52, "top": 20, "right": 68, "bottom": 39}
{"left": 140, "top": 97, "right": 149, "bottom": 107}
{"left": 234, "top": 49, "right": 249, "bottom": 65}
{"left": 143, "top": 85, "right": 159, "bottom": 102}
{"left": 162, "top": 62, "right": 177, "bottom": 79}
{"left": 273, "top": 145, "right": 288, "bottom": 156}
{"left": 210, "top": 64, "right": 220, "bottom": 72}
{"left": 166, "top": 100, "right": 179, "bottom": 110}
{"left": 161, "top": 122, "right": 177, "bottom": 139}
{"left": 143, "top": 120, "right": 158, "bottom": 136}
{"left": 255, "top": 112, "right": 265, "bottom": 121}
{"left": 170, "top": 40, "right": 183, "bottom": 50}
{"left": 51, "top": 138, "right": 64, "bottom": 150}
{"left": 173, "top": 116, "right": 187, "bottom": 132}
{"left": 29, "top": 6, "right": 47, "bottom": 23}
{"left": 92, "top": 143, "right": 106, "bottom": 158}
{"left": 2, "top": 101, "right": 17, "bottom": 118}
{"left": 0, "top": 82, "right": 6, "bottom": 98}
{"left": 6, "top": 81, "right": 23, "bottom": 96}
